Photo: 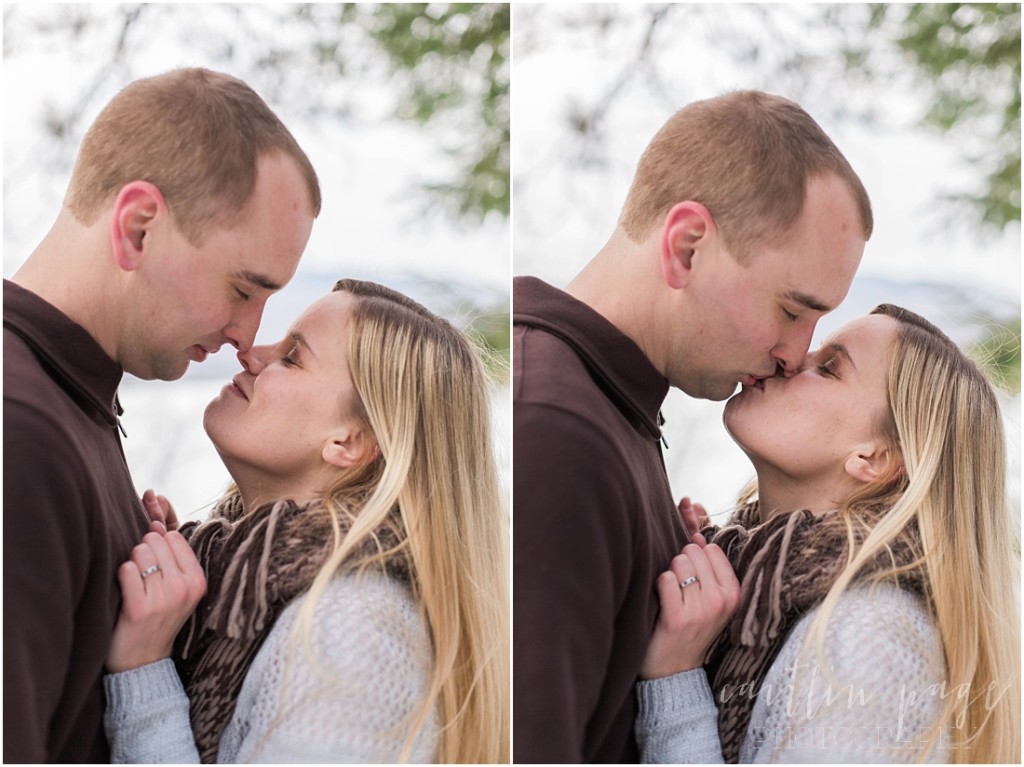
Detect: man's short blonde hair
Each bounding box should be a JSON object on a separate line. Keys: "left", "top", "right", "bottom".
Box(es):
{"left": 65, "top": 68, "right": 321, "bottom": 243}
{"left": 619, "top": 90, "right": 872, "bottom": 261}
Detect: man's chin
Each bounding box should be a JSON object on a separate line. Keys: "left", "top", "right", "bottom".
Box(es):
{"left": 703, "top": 381, "right": 740, "bottom": 402}
{"left": 141, "top": 356, "right": 191, "bottom": 382}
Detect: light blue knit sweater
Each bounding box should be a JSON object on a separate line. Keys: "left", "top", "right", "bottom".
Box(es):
{"left": 636, "top": 584, "right": 949, "bottom": 763}
{"left": 103, "top": 571, "right": 438, "bottom": 763}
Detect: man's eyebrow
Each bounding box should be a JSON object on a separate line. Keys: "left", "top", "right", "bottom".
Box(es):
{"left": 784, "top": 289, "right": 832, "bottom": 313}
{"left": 236, "top": 270, "right": 282, "bottom": 291}
{"left": 290, "top": 331, "right": 317, "bottom": 359}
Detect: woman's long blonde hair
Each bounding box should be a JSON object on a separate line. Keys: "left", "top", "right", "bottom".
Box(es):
{"left": 292, "top": 279, "right": 509, "bottom": 763}
{"left": 796, "top": 304, "right": 1020, "bottom": 763}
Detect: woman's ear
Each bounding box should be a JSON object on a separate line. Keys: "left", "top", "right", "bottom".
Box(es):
{"left": 659, "top": 201, "right": 714, "bottom": 289}
{"left": 844, "top": 442, "right": 901, "bottom": 485}
{"left": 322, "top": 428, "right": 376, "bottom": 470}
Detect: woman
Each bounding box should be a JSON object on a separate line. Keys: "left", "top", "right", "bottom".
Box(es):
{"left": 636, "top": 304, "right": 1020, "bottom": 763}
{"left": 102, "top": 279, "right": 510, "bottom": 763}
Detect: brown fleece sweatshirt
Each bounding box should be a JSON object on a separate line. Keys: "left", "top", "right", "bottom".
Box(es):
{"left": 4, "top": 279, "right": 149, "bottom": 763}
{"left": 513, "top": 276, "right": 688, "bottom": 763}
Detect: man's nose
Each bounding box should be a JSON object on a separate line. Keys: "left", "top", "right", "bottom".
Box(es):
{"left": 773, "top": 322, "right": 816, "bottom": 377}
{"left": 224, "top": 301, "right": 266, "bottom": 354}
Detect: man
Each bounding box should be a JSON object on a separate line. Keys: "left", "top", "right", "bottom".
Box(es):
{"left": 3, "top": 68, "right": 320, "bottom": 762}
{"left": 513, "top": 90, "right": 872, "bottom": 762}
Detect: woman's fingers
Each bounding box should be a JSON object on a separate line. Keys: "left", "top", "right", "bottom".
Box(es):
{"left": 677, "top": 497, "right": 698, "bottom": 536}
{"left": 129, "top": 538, "right": 161, "bottom": 583}
{"left": 128, "top": 532, "right": 205, "bottom": 607}
{"left": 684, "top": 544, "right": 714, "bottom": 584}
{"left": 116, "top": 561, "right": 147, "bottom": 619}
{"left": 641, "top": 545, "right": 739, "bottom": 679}
{"left": 164, "top": 531, "right": 207, "bottom": 601}
{"left": 678, "top": 497, "right": 710, "bottom": 547}
{"left": 107, "top": 531, "right": 204, "bottom": 673}
{"left": 693, "top": 501, "right": 710, "bottom": 528}
{"left": 140, "top": 531, "right": 177, "bottom": 580}
{"left": 672, "top": 544, "right": 739, "bottom": 625}
{"left": 142, "top": 489, "right": 179, "bottom": 530}
{"left": 669, "top": 550, "right": 699, "bottom": 593}
{"left": 142, "top": 489, "right": 165, "bottom": 525}
{"left": 654, "top": 570, "right": 685, "bottom": 625}
{"left": 704, "top": 544, "right": 741, "bottom": 592}
{"left": 157, "top": 494, "right": 179, "bottom": 530}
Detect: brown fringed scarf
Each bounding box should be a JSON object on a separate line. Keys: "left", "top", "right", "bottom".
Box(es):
{"left": 172, "top": 494, "right": 411, "bottom": 763}
{"left": 702, "top": 502, "right": 927, "bottom": 763}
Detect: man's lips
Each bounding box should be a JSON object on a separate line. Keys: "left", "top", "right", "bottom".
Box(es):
{"left": 190, "top": 345, "right": 219, "bottom": 363}
{"left": 742, "top": 374, "right": 769, "bottom": 391}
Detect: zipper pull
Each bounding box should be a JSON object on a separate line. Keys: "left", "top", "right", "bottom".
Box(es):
{"left": 114, "top": 394, "right": 127, "bottom": 438}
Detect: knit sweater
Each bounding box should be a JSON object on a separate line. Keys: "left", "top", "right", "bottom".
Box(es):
{"left": 104, "top": 571, "right": 438, "bottom": 763}
{"left": 636, "top": 584, "right": 948, "bottom": 763}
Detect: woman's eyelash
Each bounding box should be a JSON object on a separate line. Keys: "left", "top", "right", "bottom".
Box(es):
{"left": 818, "top": 357, "right": 840, "bottom": 377}
{"left": 281, "top": 345, "right": 300, "bottom": 366}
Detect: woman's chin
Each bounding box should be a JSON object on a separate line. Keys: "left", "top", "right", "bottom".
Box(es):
{"left": 722, "top": 401, "right": 744, "bottom": 437}
{"left": 202, "top": 403, "right": 228, "bottom": 451}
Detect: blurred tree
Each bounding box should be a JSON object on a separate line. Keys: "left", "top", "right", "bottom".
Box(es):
{"left": 516, "top": 2, "right": 1019, "bottom": 236}
{"left": 838, "top": 3, "right": 1021, "bottom": 392}
{"left": 973, "top": 319, "right": 1022, "bottom": 392}
{"left": 466, "top": 307, "right": 511, "bottom": 382}
{"left": 2, "top": 2, "right": 509, "bottom": 223}
{"left": 294, "top": 3, "right": 508, "bottom": 222}
{"left": 836, "top": 3, "right": 1020, "bottom": 232}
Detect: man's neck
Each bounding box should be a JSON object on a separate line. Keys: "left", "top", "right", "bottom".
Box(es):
{"left": 565, "top": 228, "right": 670, "bottom": 378}
{"left": 13, "top": 213, "right": 122, "bottom": 363}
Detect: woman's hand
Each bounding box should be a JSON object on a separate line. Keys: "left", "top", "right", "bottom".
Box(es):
{"left": 678, "top": 496, "right": 710, "bottom": 547}
{"left": 640, "top": 543, "right": 741, "bottom": 679}
{"left": 142, "top": 489, "right": 179, "bottom": 531}
{"left": 106, "top": 522, "right": 206, "bottom": 673}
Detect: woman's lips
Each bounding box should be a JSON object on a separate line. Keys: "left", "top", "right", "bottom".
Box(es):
{"left": 229, "top": 377, "right": 249, "bottom": 401}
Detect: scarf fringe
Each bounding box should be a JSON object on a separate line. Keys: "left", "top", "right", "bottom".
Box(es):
{"left": 173, "top": 493, "right": 410, "bottom": 762}
{"left": 705, "top": 502, "right": 926, "bottom": 763}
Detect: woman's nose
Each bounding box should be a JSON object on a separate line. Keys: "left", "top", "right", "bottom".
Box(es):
{"left": 237, "top": 345, "right": 269, "bottom": 376}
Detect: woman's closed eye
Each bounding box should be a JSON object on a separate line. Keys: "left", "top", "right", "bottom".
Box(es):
{"left": 817, "top": 356, "right": 841, "bottom": 378}
{"left": 280, "top": 343, "right": 300, "bottom": 367}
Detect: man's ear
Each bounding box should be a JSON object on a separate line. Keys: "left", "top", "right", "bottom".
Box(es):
{"left": 321, "top": 428, "right": 377, "bottom": 470}
{"left": 844, "top": 442, "right": 901, "bottom": 485}
{"left": 110, "top": 181, "right": 165, "bottom": 272}
{"left": 659, "top": 201, "right": 715, "bottom": 289}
